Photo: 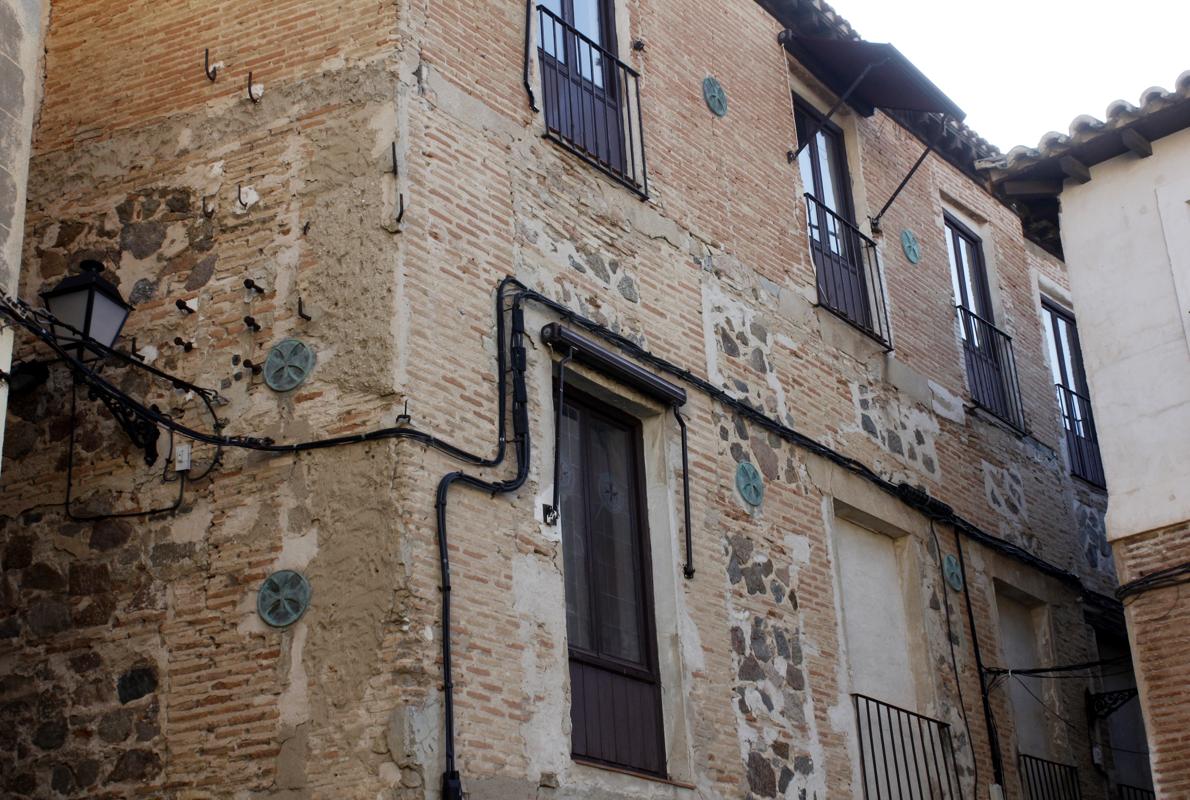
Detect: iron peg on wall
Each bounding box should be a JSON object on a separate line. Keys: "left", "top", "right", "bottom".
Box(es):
{"left": 391, "top": 142, "right": 406, "bottom": 230}
{"left": 298, "top": 297, "right": 312, "bottom": 322}
{"left": 237, "top": 184, "right": 248, "bottom": 209}
{"left": 242, "top": 359, "right": 263, "bottom": 375}
{"left": 243, "top": 316, "right": 261, "bottom": 333}
{"left": 173, "top": 337, "right": 194, "bottom": 352}
{"left": 247, "top": 71, "right": 261, "bottom": 103}
{"left": 176, "top": 298, "right": 196, "bottom": 314}
{"left": 204, "top": 49, "right": 218, "bottom": 81}
{"left": 243, "top": 278, "right": 265, "bottom": 295}
{"left": 396, "top": 399, "right": 411, "bottom": 426}
{"left": 302, "top": 221, "right": 311, "bottom": 236}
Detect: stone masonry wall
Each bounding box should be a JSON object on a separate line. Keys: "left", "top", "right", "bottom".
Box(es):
{"left": 0, "top": 0, "right": 1125, "bottom": 799}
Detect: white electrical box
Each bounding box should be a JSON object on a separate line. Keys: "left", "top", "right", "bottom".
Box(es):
{"left": 175, "top": 443, "right": 192, "bottom": 472}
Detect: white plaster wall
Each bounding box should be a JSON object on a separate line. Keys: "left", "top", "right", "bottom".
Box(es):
{"left": 1058, "top": 126, "right": 1190, "bottom": 540}
{"left": 0, "top": 0, "right": 46, "bottom": 476}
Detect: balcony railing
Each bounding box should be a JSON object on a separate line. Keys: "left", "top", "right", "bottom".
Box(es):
{"left": 853, "top": 694, "right": 964, "bottom": 800}
{"left": 1019, "top": 754, "right": 1082, "bottom": 800}
{"left": 1116, "top": 785, "right": 1156, "bottom": 800}
{"left": 536, "top": 4, "right": 647, "bottom": 197}
{"left": 956, "top": 306, "right": 1027, "bottom": 432}
{"left": 1055, "top": 384, "right": 1105, "bottom": 488}
{"left": 805, "top": 194, "right": 892, "bottom": 349}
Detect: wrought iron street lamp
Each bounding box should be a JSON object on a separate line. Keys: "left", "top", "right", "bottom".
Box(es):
{"left": 39, "top": 259, "right": 131, "bottom": 361}
{"left": 39, "top": 259, "right": 158, "bottom": 463}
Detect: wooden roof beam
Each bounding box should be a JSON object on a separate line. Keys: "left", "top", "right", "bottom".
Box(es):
{"left": 1059, "top": 156, "right": 1091, "bottom": 184}
{"left": 1000, "top": 179, "right": 1064, "bottom": 198}
{"left": 1121, "top": 127, "right": 1153, "bottom": 158}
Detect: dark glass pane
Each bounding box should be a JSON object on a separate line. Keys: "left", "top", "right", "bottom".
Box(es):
{"left": 560, "top": 404, "right": 593, "bottom": 651}
{"left": 586, "top": 413, "right": 643, "bottom": 664}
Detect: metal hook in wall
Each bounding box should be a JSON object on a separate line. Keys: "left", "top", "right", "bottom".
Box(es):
{"left": 204, "top": 49, "right": 218, "bottom": 82}
{"left": 298, "top": 296, "right": 312, "bottom": 322}
{"left": 242, "top": 359, "right": 263, "bottom": 375}
{"left": 173, "top": 337, "right": 194, "bottom": 353}
{"left": 243, "top": 316, "right": 261, "bottom": 333}
{"left": 391, "top": 142, "right": 406, "bottom": 230}
{"left": 237, "top": 184, "right": 248, "bottom": 209}
{"left": 247, "top": 71, "right": 261, "bottom": 103}
{"left": 243, "top": 278, "right": 265, "bottom": 295}
{"left": 176, "top": 298, "right": 196, "bottom": 315}
{"left": 396, "top": 399, "right": 411, "bottom": 426}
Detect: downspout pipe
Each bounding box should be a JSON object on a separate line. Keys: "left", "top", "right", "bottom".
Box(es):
{"left": 435, "top": 293, "right": 532, "bottom": 800}
{"left": 955, "top": 529, "right": 1006, "bottom": 788}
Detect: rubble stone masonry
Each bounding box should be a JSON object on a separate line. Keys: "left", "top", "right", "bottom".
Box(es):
{"left": 0, "top": 1, "right": 1132, "bottom": 799}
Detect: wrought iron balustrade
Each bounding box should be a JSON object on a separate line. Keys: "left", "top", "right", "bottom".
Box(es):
{"left": 1055, "top": 384, "right": 1105, "bottom": 487}
{"left": 1116, "top": 784, "right": 1156, "bottom": 800}
{"left": 536, "top": 4, "right": 647, "bottom": 196}
{"left": 853, "top": 694, "right": 963, "bottom": 800}
{"left": 1019, "top": 754, "right": 1082, "bottom": 800}
{"left": 956, "top": 306, "right": 1026, "bottom": 432}
{"left": 804, "top": 194, "right": 891, "bottom": 349}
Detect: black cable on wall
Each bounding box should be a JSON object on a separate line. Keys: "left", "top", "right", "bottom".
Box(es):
{"left": 0, "top": 275, "right": 1123, "bottom": 799}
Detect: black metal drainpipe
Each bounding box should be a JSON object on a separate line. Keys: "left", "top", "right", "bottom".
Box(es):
{"left": 543, "top": 348, "right": 573, "bottom": 526}
{"left": 435, "top": 294, "right": 532, "bottom": 800}
{"left": 674, "top": 405, "right": 695, "bottom": 579}
{"left": 954, "top": 529, "right": 1006, "bottom": 788}
{"left": 522, "top": 0, "right": 539, "bottom": 112}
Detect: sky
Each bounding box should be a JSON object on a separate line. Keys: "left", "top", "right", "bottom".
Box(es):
{"left": 830, "top": 0, "right": 1190, "bottom": 152}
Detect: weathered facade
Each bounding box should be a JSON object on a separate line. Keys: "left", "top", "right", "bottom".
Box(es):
{"left": 0, "top": 1, "right": 1148, "bottom": 799}
{"left": 984, "top": 72, "right": 1190, "bottom": 799}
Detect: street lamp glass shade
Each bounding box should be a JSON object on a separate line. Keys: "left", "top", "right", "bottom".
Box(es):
{"left": 40, "top": 260, "right": 132, "bottom": 360}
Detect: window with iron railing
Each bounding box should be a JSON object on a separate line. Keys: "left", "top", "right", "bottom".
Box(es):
{"left": 945, "top": 216, "right": 1026, "bottom": 432}
{"left": 1116, "top": 784, "right": 1156, "bottom": 800}
{"left": 1042, "top": 301, "right": 1104, "bottom": 487}
{"left": 795, "top": 101, "right": 892, "bottom": 348}
{"left": 1019, "top": 754, "right": 1082, "bottom": 800}
{"left": 535, "top": 1, "right": 648, "bottom": 197}
{"left": 853, "top": 694, "right": 964, "bottom": 800}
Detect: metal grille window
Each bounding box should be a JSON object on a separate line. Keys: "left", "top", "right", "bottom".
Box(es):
{"left": 536, "top": 1, "right": 648, "bottom": 196}
{"left": 945, "top": 215, "right": 1026, "bottom": 431}
{"left": 853, "top": 694, "right": 964, "bottom": 800}
{"left": 1019, "top": 754, "right": 1082, "bottom": 800}
{"left": 1116, "top": 785, "right": 1156, "bottom": 800}
{"left": 559, "top": 391, "right": 665, "bottom": 776}
{"left": 1041, "top": 301, "right": 1104, "bottom": 487}
{"left": 796, "top": 101, "right": 891, "bottom": 348}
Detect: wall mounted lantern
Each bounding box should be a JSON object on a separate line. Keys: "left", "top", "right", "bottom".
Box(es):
{"left": 39, "top": 259, "right": 132, "bottom": 362}
{"left": 39, "top": 259, "right": 159, "bottom": 464}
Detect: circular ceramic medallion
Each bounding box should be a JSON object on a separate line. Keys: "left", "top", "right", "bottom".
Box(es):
{"left": 257, "top": 569, "right": 311, "bottom": 627}
{"left": 703, "top": 76, "right": 728, "bottom": 118}
{"left": 263, "top": 338, "right": 316, "bottom": 392}
{"left": 901, "top": 229, "right": 922, "bottom": 264}
{"left": 735, "top": 461, "right": 764, "bottom": 507}
{"left": 942, "top": 553, "right": 964, "bottom": 592}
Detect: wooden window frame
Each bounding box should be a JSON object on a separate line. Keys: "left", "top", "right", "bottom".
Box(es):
{"left": 793, "top": 96, "right": 857, "bottom": 225}
{"left": 1040, "top": 299, "right": 1090, "bottom": 396}
{"left": 944, "top": 213, "right": 994, "bottom": 321}
{"left": 558, "top": 387, "right": 667, "bottom": 778}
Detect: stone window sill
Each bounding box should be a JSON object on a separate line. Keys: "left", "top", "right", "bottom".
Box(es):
{"left": 572, "top": 757, "right": 696, "bottom": 791}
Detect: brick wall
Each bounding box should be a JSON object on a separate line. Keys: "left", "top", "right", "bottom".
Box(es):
{"left": 0, "top": 0, "right": 1130, "bottom": 798}
{"left": 1114, "top": 522, "right": 1190, "bottom": 797}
